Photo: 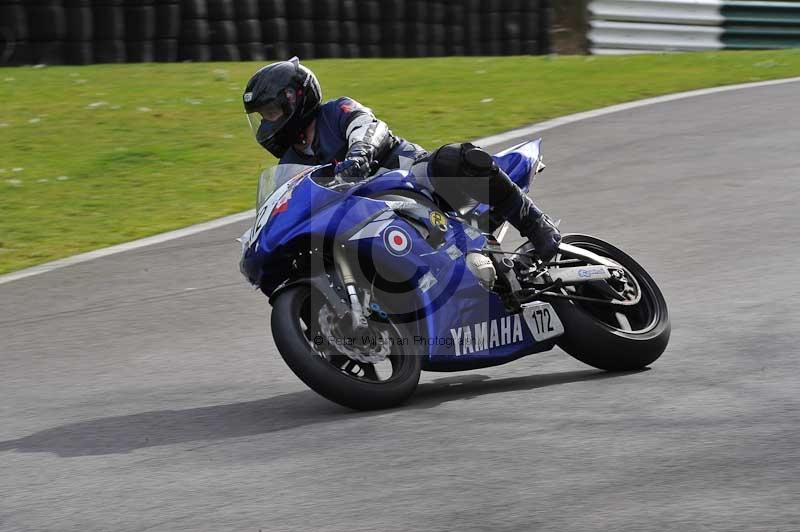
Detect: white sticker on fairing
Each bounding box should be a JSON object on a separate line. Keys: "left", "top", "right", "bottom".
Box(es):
{"left": 521, "top": 302, "right": 565, "bottom": 342}
{"left": 445, "top": 245, "right": 463, "bottom": 260}
{"left": 349, "top": 219, "right": 394, "bottom": 241}
{"left": 418, "top": 271, "right": 438, "bottom": 293}
{"left": 464, "top": 225, "right": 482, "bottom": 239}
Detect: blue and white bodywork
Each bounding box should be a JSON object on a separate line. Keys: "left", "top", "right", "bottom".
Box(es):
{"left": 240, "top": 139, "right": 564, "bottom": 371}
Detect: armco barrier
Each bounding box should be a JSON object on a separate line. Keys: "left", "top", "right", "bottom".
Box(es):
{"left": 0, "top": 0, "right": 552, "bottom": 66}
{"left": 589, "top": 0, "right": 800, "bottom": 53}
{"left": 723, "top": 1, "right": 800, "bottom": 48}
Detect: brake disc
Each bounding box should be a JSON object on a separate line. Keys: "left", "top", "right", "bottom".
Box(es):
{"left": 317, "top": 306, "right": 392, "bottom": 365}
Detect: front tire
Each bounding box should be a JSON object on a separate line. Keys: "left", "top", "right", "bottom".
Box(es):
{"left": 271, "top": 285, "right": 422, "bottom": 410}
{"left": 548, "top": 234, "right": 670, "bottom": 371}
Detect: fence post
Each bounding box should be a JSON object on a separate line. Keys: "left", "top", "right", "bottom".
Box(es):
{"left": 550, "top": 0, "right": 589, "bottom": 54}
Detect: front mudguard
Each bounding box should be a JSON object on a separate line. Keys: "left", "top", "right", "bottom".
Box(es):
{"left": 269, "top": 275, "right": 350, "bottom": 319}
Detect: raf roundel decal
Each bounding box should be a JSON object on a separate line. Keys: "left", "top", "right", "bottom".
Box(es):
{"left": 384, "top": 226, "right": 412, "bottom": 256}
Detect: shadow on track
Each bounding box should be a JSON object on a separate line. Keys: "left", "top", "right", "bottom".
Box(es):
{"left": 0, "top": 368, "right": 643, "bottom": 457}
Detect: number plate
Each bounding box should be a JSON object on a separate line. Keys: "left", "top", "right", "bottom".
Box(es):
{"left": 521, "top": 302, "right": 565, "bottom": 342}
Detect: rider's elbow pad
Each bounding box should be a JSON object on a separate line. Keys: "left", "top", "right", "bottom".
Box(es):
{"left": 346, "top": 114, "right": 391, "bottom": 162}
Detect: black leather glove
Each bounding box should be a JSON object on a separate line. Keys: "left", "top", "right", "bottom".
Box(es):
{"left": 334, "top": 155, "right": 371, "bottom": 182}
{"left": 335, "top": 141, "right": 376, "bottom": 182}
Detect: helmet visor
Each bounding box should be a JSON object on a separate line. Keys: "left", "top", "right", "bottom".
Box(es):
{"left": 246, "top": 88, "right": 297, "bottom": 147}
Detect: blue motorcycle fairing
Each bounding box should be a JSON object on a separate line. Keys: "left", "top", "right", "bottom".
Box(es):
{"left": 241, "top": 177, "right": 386, "bottom": 292}
{"left": 496, "top": 146, "right": 538, "bottom": 192}
{"left": 354, "top": 220, "right": 558, "bottom": 368}
{"left": 242, "top": 139, "right": 557, "bottom": 368}
{"left": 347, "top": 169, "right": 437, "bottom": 203}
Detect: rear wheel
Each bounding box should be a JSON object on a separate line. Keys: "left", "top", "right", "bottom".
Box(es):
{"left": 271, "top": 285, "right": 421, "bottom": 410}
{"left": 517, "top": 234, "right": 670, "bottom": 370}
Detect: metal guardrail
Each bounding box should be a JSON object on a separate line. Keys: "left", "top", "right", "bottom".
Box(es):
{"left": 590, "top": 0, "right": 724, "bottom": 26}
{"left": 589, "top": 0, "right": 800, "bottom": 53}
{"left": 590, "top": 19, "right": 723, "bottom": 52}
{"left": 724, "top": 1, "right": 800, "bottom": 26}
{"left": 723, "top": 1, "right": 800, "bottom": 48}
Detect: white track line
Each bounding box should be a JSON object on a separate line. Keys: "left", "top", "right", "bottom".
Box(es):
{"left": 473, "top": 76, "right": 800, "bottom": 147}
{"left": 0, "top": 212, "right": 253, "bottom": 285}
{"left": 3, "top": 75, "right": 799, "bottom": 286}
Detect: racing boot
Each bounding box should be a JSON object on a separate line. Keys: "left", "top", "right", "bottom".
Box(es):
{"left": 501, "top": 193, "right": 562, "bottom": 263}
{"left": 461, "top": 147, "right": 562, "bottom": 262}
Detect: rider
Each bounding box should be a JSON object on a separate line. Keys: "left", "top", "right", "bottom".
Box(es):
{"left": 243, "top": 57, "right": 561, "bottom": 261}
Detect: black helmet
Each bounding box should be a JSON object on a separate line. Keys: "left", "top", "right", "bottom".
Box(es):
{"left": 243, "top": 57, "right": 322, "bottom": 158}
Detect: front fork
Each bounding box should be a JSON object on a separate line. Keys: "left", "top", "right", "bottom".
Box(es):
{"left": 333, "top": 245, "right": 369, "bottom": 331}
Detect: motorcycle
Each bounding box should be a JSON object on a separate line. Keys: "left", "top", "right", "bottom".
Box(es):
{"left": 240, "top": 139, "right": 670, "bottom": 410}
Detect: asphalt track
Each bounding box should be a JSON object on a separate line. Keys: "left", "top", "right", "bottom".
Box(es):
{"left": 2, "top": 81, "right": 800, "bottom": 532}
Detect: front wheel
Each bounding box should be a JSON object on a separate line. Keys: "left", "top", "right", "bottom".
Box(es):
{"left": 271, "top": 285, "right": 422, "bottom": 410}
{"left": 522, "top": 234, "right": 671, "bottom": 371}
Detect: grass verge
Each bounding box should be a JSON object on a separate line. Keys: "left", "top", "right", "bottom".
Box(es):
{"left": 2, "top": 50, "right": 800, "bottom": 274}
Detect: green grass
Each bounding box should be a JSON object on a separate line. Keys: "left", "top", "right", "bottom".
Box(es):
{"left": 2, "top": 50, "right": 800, "bottom": 274}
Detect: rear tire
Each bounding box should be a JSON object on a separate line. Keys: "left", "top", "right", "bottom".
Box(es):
{"left": 537, "top": 234, "right": 670, "bottom": 371}
{"left": 271, "top": 285, "right": 422, "bottom": 410}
